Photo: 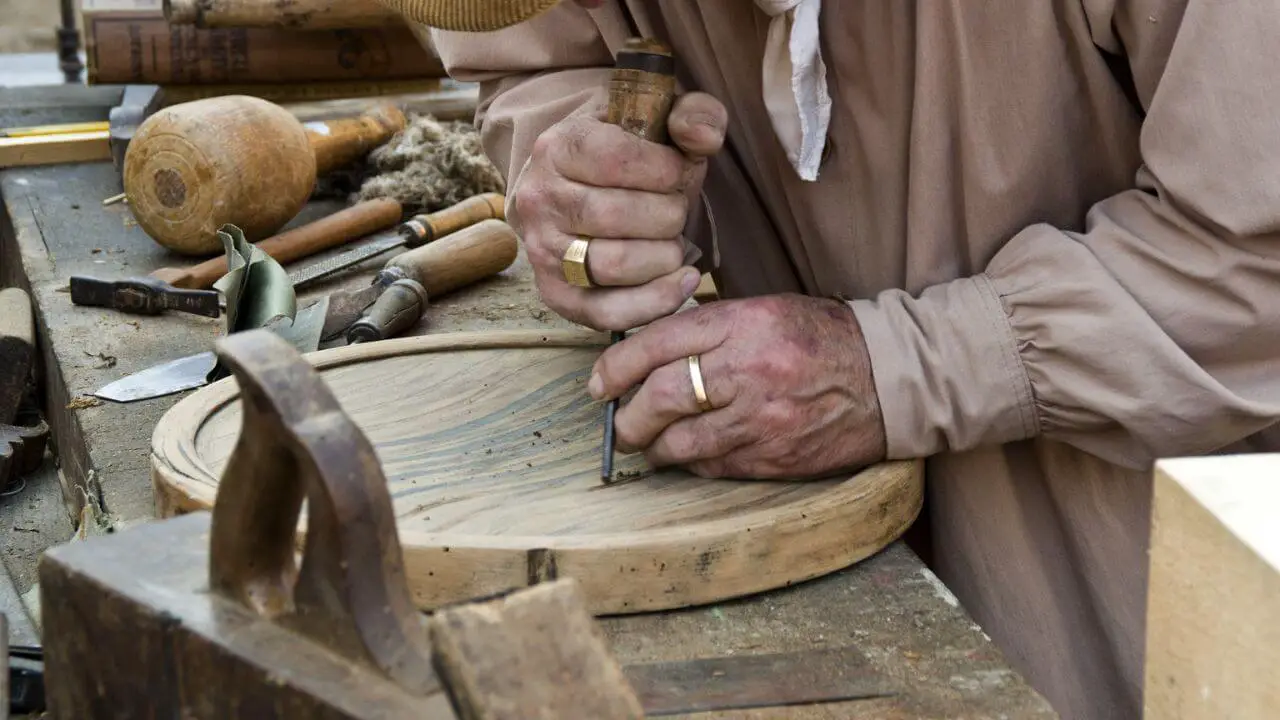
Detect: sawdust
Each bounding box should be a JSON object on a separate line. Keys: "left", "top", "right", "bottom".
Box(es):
{"left": 65, "top": 396, "right": 102, "bottom": 410}
{"left": 354, "top": 113, "right": 506, "bottom": 213}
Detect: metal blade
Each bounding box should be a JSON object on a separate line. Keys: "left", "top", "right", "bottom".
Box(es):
{"left": 621, "top": 645, "right": 896, "bottom": 716}
{"left": 288, "top": 230, "right": 404, "bottom": 291}
{"left": 92, "top": 351, "right": 216, "bottom": 403}
{"left": 91, "top": 300, "right": 333, "bottom": 403}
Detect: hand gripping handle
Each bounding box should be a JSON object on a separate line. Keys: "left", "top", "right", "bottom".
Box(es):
{"left": 206, "top": 329, "right": 437, "bottom": 695}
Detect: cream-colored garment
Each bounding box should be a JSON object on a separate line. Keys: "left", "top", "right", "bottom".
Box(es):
{"left": 755, "top": 0, "right": 830, "bottom": 181}
{"left": 428, "top": 1, "right": 1280, "bottom": 717}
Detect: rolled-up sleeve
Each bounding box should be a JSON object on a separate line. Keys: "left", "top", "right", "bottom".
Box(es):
{"left": 850, "top": 0, "right": 1280, "bottom": 469}
{"left": 425, "top": 5, "right": 616, "bottom": 218}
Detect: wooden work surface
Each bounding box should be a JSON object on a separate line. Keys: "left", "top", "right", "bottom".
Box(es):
{"left": 0, "top": 85, "right": 1057, "bottom": 718}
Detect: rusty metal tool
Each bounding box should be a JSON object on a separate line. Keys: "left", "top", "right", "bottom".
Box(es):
{"left": 42, "top": 329, "right": 451, "bottom": 718}
{"left": 599, "top": 38, "right": 679, "bottom": 482}
{"left": 288, "top": 192, "right": 506, "bottom": 292}
{"left": 68, "top": 275, "right": 221, "bottom": 318}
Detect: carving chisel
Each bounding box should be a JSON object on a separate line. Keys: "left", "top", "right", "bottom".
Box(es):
{"left": 599, "top": 38, "right": 679, "bottom": 481}
{"left": 149, "top": 197, "right": 405, "bottom": 290}
{"left": 319, "top": 218, "right": 520, "bottom": 344}
{"left": 288, "top": 192, "right": 506, "bottom": 292}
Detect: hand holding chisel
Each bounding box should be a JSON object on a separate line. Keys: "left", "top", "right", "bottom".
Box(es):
{"left": 596, "top": 39, "right": 680, "bottom": 480}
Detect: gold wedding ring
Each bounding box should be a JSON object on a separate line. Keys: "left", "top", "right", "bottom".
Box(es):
{"left": 561, "top": 236, "right": 594, "bottom": 288}
{"left": 688, "top": 355, "right": 714, "bottom": 412}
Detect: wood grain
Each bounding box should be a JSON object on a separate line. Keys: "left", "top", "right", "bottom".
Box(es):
{"left": 0, "top": 287, "right": 35, "bottom": 425}
{"left": 1144, "top": 454, "right": 1280, "bottom": 719}
{"left": 151, "top": 329, "right": 924, "bottom": 615}
{"left": 304, "top": 104, "right": 407, "bottom": 176}
{"left": 390, "top": 219, "right": 518, "bottom": 296}
{"left": 0, "top": 130, "right": 110, "bottom": 169}
{"left": 430, "top": 578, "right": 645, "bottom": 719}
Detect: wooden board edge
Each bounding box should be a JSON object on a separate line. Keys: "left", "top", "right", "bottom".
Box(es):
{"left": 397, "top": 460, "right": 924, "bottom": 615}
{"left": 0, "top": 130, "right": 112, "bottom": 169}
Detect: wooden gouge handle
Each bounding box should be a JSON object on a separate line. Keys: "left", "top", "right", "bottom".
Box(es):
{"left": 399, "top": 192, "right": 505, "bottom": 247}
{"left": 347, "top": 219, "right": 519, "bottom": 343}
{"left": 151, "top": 198, "right": 404, "bottom": 290}
{"left": 386, "top": 218, "right": 518, "bottom": 296}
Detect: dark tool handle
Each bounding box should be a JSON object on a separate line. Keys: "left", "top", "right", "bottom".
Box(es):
{"left": 205, "top": 329, "right": 436, "bottom": 695}
{"left": 601, "top": 38, "right": 679, "bottom": 479}
{"left": 346, "top": 278, "right": 428, "bottom": 344}
{"left": 399, "top": 192, "right": 505, "bottom": 248}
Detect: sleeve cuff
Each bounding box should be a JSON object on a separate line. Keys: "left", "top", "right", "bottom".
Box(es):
{"left": 848, "top": 274, "right": 1040, "bottom": 459}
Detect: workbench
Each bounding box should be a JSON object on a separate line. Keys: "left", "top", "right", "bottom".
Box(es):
{"left": 0, "top": 84, "right": 1058, "bottom": 718}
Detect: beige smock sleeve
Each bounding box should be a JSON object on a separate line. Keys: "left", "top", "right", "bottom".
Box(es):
{"left": 426, "top": 5, "right": 615, "bottom": 220}
{"left": 850, "top": 0, "right": 1280, "bottom": 469}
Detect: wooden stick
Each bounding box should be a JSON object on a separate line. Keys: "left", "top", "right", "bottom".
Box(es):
{"left": 164, "top": 0, "right": 403, "bottom": 29}
{"left": 150, "top": 198, "right": 404, "bottom": 290}
{"left": 303, "top": 105, "right": 408, "bottom": 177}
{"left": 0, "top": 131, "right": 110, "bottom": 169}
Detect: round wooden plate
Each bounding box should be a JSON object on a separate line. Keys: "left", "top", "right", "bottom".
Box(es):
{"left": 152, "top": 329, "right": 923, "bottom": 615}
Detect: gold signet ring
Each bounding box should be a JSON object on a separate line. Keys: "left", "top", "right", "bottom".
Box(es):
{"left": 688, "top": 355, "right": 714, "bottom": 412}
{"left": 561, "top": 237, "right": 594, "bottom": 288}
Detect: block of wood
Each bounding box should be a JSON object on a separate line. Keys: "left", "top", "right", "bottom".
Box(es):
{"left": 151, "top": 329, "right": 924, "bottom": 615}
{"left": 1144, "top": 453, "right": 1280, "bottom": 719}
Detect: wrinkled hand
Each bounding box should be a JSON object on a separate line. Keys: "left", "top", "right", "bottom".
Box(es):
{"left": 587, "top": 294, "right": 888, "bottom": 479}
{"left": 510, "top": 92, "right": 728, "bottom": 332}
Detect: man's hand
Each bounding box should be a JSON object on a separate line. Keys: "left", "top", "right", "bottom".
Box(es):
{"left": 510, "top": 92, "right": 728, "bottom": 332}
{"left": 587, "top": 294, "right": 888, "bottom": 479}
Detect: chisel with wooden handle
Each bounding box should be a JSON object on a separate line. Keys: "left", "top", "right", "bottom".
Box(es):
{"left": 149, "top": 197, "right": 404, "bottom": 290}
{"left": 599, "top": 38, "right": 679, "bottom": 481}
{"left": 325, "top": 217, "right": 520, "bottom": 342}
{"left": 289, "top": 191, "right": 506, "bottom": 292}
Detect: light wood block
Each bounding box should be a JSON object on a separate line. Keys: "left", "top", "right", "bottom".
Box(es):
{"left": 1144, "top": 453, "right": 1280, "bottom": 719}
{"left": 0, "top": 130, "right": 111, "bottom": 169}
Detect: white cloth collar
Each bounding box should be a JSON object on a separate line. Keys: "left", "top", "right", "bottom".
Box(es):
{"left": 754, "top": 0, "right": 830, "bottom": 182}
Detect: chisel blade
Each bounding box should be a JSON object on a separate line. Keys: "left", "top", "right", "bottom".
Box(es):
{"left": 91, "top": 299, "right": 332, "bottom": 403}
